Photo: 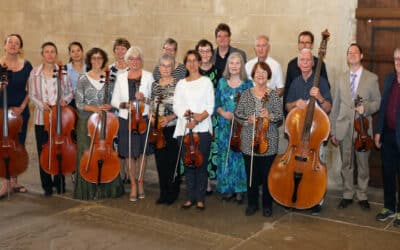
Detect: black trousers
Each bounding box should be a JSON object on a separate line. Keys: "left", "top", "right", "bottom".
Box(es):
{"left": 35, "top": 125, "right": 65, "bottom": 194}
{"left": 243, "top": 154, "right": 276, "bottom": 210}
{"left": 381, "top": 129, "right": 400, "bottom": 212}
{"left": 154, "top": 126, "right": 180, "bottom": 203}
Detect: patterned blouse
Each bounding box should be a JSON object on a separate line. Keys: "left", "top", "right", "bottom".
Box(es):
{"left": 151, "top": 79, "right": 177, "bottom": 127}
{"left": 234, "top": 88, "right": 283, "bottom": 156}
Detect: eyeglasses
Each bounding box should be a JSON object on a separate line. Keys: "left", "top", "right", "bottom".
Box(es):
{"left": 198, "top": 49, "right": 212, "bottom": 54}
{"left": 254, "top": 70, "right": 267, "bottom": 75}
{"left": 299, "top": 58, "right": 312, "bottom": 62}
{"left": 163, "top": 47, "right": 176, "bottom": 52}
{"left": 91, "top": 56, "right": 103, "bottom": 61}
{"left": 298, "top": 41, "right": 312, "bottom": 45}
{"left": 160, "top": 63, "right": 172, "bottom": 68}
{"left": 128, "top": 57, "right": 141, "bottom": 62}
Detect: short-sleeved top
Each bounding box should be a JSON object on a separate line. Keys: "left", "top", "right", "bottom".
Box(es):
{"left": 67, "top": 62, "right": 87, "bottom": 93}
{"left": 286, "top": 73, "right": 332, "bottom": 105}
{"left": 0, "top": 60, "right": 32, "bottom": 107}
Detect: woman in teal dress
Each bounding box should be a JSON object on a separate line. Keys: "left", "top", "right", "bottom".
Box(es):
{"left": 213, "top": 52, "right": 252, "bottom": 203}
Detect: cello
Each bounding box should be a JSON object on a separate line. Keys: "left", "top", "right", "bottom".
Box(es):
{"left": 39, "top": 63, "right": 77, "bottom": 184}
{"left": 79, "top": 69, "right": 120, "bottom": 188}
{"left": 0, "top": 65, "right": 29, "bottom": 191}
{"left": 268, "top": 30, "right": 330, "bottom": 209}
{"left": 353, "top": 95, "right": 374, "bottom": 152}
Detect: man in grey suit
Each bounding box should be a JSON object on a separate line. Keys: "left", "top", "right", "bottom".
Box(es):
{"left": 330, "top": 43, "right": 381, "bottom": 210}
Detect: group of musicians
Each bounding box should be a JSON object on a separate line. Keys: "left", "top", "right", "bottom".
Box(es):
{"left": 0, "top": 23, "right": 399, "bottom": 227}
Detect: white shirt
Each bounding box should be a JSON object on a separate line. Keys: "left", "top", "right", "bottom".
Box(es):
{"left": 173, "top": 76, "right": 214, "bottom": 137}
{"left": 245, "top": 56, "right": 284, "bottom": 90}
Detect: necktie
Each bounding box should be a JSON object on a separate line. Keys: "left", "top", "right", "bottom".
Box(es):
{"left": 350, "top": 73, "right": 357, "bottom": 99}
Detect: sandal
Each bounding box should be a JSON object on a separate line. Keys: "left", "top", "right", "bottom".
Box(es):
{"left": 196, "top": 202, "right": 206, "bottom": 211}
{"left": 13, "top": 185, "right": 28, "bottom": 193}
{"left": 181, "top": 201, "right": 194, "bottom": 209}
{"left": 138, "top": 179, "right": 145, "bottom": 199}
{"left": 129, "top": 183, "right": 137, "bottom": 202}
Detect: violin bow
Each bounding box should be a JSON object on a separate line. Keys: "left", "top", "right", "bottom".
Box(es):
{"left": 128, "top": 101, "right": 132, "bottom": 172}
{"left": 138, "top": 112, "right": 152, "bottom": 182}
{"left": 224, "top": 116, "right": 235, "bottom": 175}
{"left": 249, "top": 112, "right": 256, "bottom": 187}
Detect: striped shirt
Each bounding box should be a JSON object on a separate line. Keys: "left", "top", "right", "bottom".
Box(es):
{"left": 29, "top": 64, "right": 73, "bottom": 125}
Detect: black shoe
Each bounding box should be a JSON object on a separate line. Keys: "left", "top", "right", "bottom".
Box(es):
{"left": 206, "top": 190, "right": 213, "bottom": 196}
{"left": 311, "top": 205, "right": 322, "bottom": 215}
{"left": 358, "top": 200, "right": 370, "bottom": 210}
{"left": 222, "top": 194, "right": 235, "bottom": 201}
{"left": 155, "top": 198, "right": 166, "bottom": 205}
{"left": 263, "top": 207, "right": 272, "bottom": 217}
{"left": 337, "top": 198, "right": 353, "bottom": 209}
{"left": 44, "top": 190, "right": 53, "bottom": 197}
{"left": 245, "top": 206, "right": 258, "bottom": 216}
{"left": 196, "top": 202, "right": 206, "bottom": 211}
{"left": 181, "top": 201, "right": 194, "bottom": 209}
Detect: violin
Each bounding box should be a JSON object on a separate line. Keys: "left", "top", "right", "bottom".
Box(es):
{"left": 0, "top": 64, "right": 28, "bottom": 180}
{"left": 354, "top": 95, "right": 373, "bottom": 152}
{"left": 268, "top": 30, "right": 330, "bottom": 209}
{"left": 230, "top": 92, "right": 242, "bottom": 152}
{"left": 129, "top": 80, "right": 147, "bottom": 134}
{"left": 40, "top": 63, "right": 77, "bottom": 178}
{"left": 148, "top": 95, "right": 166, "bottom": 149}
{"left": 183, "top": 110, "right": 203, "bottom": 168}
{"left": 252, "top": 91, "right": 269, "bottom": 154}
{"left": 79, "top": 69, "right": 120, "bottom": 185}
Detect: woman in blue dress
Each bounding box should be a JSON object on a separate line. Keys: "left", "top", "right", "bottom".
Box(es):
{"left": 213, "top": 52, "right": 252, "bottom": 203}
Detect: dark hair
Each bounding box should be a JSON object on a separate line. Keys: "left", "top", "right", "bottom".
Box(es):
{"left": 5, "top": 34, "right": 23, "bottom": 48}
{"left": 41, "top": 41, "right": 58, "bottom": 55}
{"left": 183, "top": 50, "right": 201, "bottom": 65}
{"left": 113, "top": 38, "right": 131, "bottom": 52}
{"left": 85, "top": 47, "right": 108, "bottom": 71}
{"left": 195, "top": 39, "right": 214, "bottom": 55}
{"left": 68, "top": 41, "right": 84, "bottom": 62}
{"left": 298, "top": 31, "right": 314, "bottom": 44}
{"left": 163, "top": 38, "right": 178, "bottom": 51}
{"left": 215, "top": 23, "right": 231, "bottom": 38}
{"left": 251, "top": 61, "right": 272, "bottom": 80}
{"left": 347, "top": 43, "right": 363, "bottom": 54}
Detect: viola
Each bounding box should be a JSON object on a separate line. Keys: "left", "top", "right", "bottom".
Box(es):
{"left": 148, "top": 95, "right": 166, "bottom": 149}
{"left": 183, "top": 110, "right": 203, "bottom": 168}
{"left": 230, "top": 92, "right": 242, "bottom": 152}
{"left": 129, "top": 80, "right": 147, "bottom": 134}
{"left": 252, "top": 91, "right": 269, "bottom": 154}
{"left": 79, "top": 69, "right": 120, "bottom": 185}
{"left": 40, "top": 63, "right": 77, "bottom": 178}
{"left": 0, "top": 64, "right": 28, "bottom": 180}
{"left": 268, "top": 30, "right": 330, "bottom": 209}
{"left": 353, "top": 95, "right": 374, "bottom": 152}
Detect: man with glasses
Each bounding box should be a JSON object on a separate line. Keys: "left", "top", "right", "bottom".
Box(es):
{"left": 284, "top": 31, "right": 329, "bottom": 117}
{"left": 245, "top": 35, "right": 284, "bottom": 96}
{"left": 212, "top": 23, "right": 247, "bottom": 82}
{"left": 153, "top": 38, "right": 187, "bottom": 81}
{"left": 374, "top": 48, "right": 400, "bottom": 227}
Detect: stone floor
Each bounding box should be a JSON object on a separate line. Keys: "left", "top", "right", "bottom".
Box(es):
{"left": 1, "top": 125, "right": 400, "bottom": 249}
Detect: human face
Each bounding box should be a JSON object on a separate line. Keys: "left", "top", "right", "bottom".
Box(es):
{"left": 42, "top": 45, "right": 57, "bottom": 64}
{"left": 216, "top": 30, "right": 231, "bottom": 49}
{"left": 4, "top": 35, "right": 22, "bottom": 55}
{"left": 347, "top": 45, "right": 363, "bottom": 67}
{"left": 185, "top": 54, "right": 200, "bottom": 75}
{"left": 90, "top": 53, "right": 104, "bottom": 71}
{"left": 127, "top": 55, "right": 143, "bottom": 71}
{"left": 298, "top": 50, "right": 314, "bottom": 75}
{"left": 254, "top": 37, "right": 269, "bottom": 60}
{"left": 198, "top": 45, "right": 212, "bottom": 64}
{"left": 163, "top": 43, "right": 177, "bottom": 57}
{"left": 253, "top": 66, "right": 269, "bottom": 86}
{"left": 228, "top": 57, "right": 241, "bottom": 76}
{"left": 114, "top": 45, "right": 128, "bottom": 60}
{"left": 159, "top": 59, "right": 173, "bottom": 78}
{"left": 394, "top": 50, "right": 400, "bottom": 75}
{"left": 69, "top": 44, "right": 83, "bottom": 63}
{"left": 298, "top": 35, "right": 313, "bottom": 51}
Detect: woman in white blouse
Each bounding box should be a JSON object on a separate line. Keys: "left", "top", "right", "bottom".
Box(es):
{"left": 173, "top": 50, "right": 214, "bottom": 210}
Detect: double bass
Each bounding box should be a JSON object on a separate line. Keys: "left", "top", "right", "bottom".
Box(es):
{"left": 268, "top": 30, "right": 330, "bottom": 209}
{"left": 353, "top": 95, "right": 374, "bottom": 152}
{"left": 79, "top": 69, "right": 120, "bottom": 187}
{"left": 40, "top": 64, "right": 77, "bottom": 182}
{"left": 0, "top": 65, "right": 28, "bottom": 184}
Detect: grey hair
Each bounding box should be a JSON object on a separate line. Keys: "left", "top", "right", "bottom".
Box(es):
{"left": 158, "top": 54, "right": 175, "bottom": 70}
{"left": 255, "top": 35, "right": 270, "bottom": 47}
{"left": 124, "top": 46, "right": 144, "bottom": 63}
{"left": 297, "top": 48, "right": 313, "bottom": 64}
{"left": 222, "top": 52, "right": 248, "bottom": 81}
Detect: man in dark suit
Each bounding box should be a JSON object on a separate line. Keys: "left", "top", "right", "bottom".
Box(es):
{"left": 330, "top": 43, "right": 381, "bottom": 211}
{"left": 284, "top": 31, "right": 329, "bottom": 117}
{"left": 211, "top": 23, "right": 246, "bottom": 82}
{"left": 375, "top": 48, "right": 400, "bottom": 227}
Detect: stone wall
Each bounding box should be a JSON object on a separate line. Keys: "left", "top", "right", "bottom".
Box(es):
{"left": 0, "top": 0, "right": 359, "bottom": 189}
